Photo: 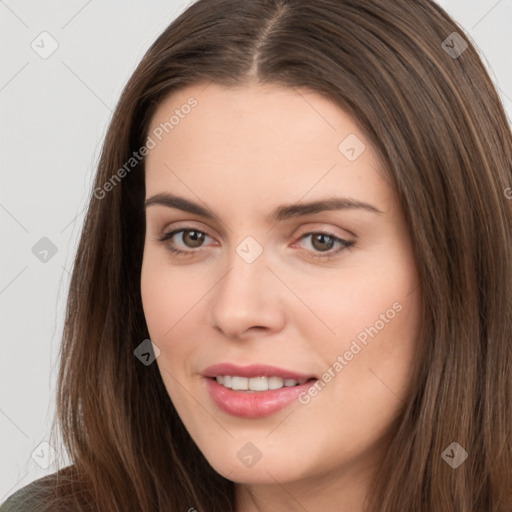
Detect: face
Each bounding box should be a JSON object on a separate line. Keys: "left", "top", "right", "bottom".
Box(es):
{"left": 140, "top": 82, "right": 421, "bottom": 491}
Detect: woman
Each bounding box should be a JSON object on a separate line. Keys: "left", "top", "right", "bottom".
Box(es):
{"left": 2, "top": 0, "right": 511, "bottom": 510}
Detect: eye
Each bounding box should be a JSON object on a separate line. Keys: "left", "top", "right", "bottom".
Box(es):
{"left": 294, "top": 231, "right": 354, "bottom": 259}
{"left": 158, "top": 228, "right": 214, "bottom": 255}
{"left": 158, "top": 227, "right": 354, "bottom": 260}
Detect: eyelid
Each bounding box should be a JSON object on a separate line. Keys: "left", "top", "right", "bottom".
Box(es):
{"left": 160, "top": 219, "right": 214, "bottom": 234}
{"left": 292, "top": 231, "right": 354, "bottom": 259}
{"left": 157, "top": 223, "right": 355, "bottom": 261}
{"left": 293, "top": 223, "right": 354, "bottom": 240}
{"left": 158, "top": 227, "right": 215, "bottom": 248}
{"left": 160, "top": 220, "right": 352, "bottom": 239}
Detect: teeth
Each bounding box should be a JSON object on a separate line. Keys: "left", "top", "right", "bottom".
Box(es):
{"left": 268, "top": 376, "right": 284, "bottom": 389}
{"left": 231, "top": 376, "right": 249, "bottom": 390}
{"left": 215, "top": 375, "right": 307, "bottom": 391}
{"left": 248, "top": 376, "right": 268, "bottom": 391}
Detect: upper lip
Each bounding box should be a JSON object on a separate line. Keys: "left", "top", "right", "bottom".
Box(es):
{"left": 202, "top": 363, "right": 318, "bottom": 381}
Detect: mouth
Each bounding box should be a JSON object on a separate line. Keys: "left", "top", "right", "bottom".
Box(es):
{"left": 201, "top": 363, "right": 319, "bottom": 418}
{"left": 211, "top": 375, "right": 315, "bottom": 392}
{"left": 202, "top": 362, "right": 317, "bottom": 381}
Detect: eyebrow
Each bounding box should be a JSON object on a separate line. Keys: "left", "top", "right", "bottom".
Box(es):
{"left": 144, "top": 193, "right": 384, "bottom": 221}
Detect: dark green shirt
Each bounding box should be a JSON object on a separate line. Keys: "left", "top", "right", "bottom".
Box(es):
{"left": 0, "top": 479, "right": 46, "bottom": 512}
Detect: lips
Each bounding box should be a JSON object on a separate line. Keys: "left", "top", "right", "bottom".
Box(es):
{"left": 201, "top": 363, "right": 318, "bottom": 418}
{"left": 202, "top": 363, "right": 317, "bottom": 381}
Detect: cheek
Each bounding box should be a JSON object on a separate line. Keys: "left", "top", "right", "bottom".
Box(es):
{"left": 294, "top": 267, "right": 410, "bottom": 344}
{"left": 140, "top": 251, "right": 205, "bottom": 340}
{"left": 310, "top": 257, "right": 421, "bottom": 394}
{"left": 140, "top": 257, "right": 197, "bottom": 403}
{"left": 293, "top": 289, "right": 420, "bottom": 467}
{"left": 140, "top": 251, "right": 211, "bottom": 399}
{"left": 141, "top": 266, "right": 171, "bottom": 339}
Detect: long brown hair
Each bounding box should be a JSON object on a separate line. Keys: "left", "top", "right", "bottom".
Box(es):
{"left": 11, "top": 0, "right": 512, "bottom": 510}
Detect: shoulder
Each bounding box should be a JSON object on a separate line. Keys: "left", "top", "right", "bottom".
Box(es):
{"left": 0, "top": 470, "right": 74, "bottom": 512}
{"left": 0, "top": 476, "right": 48, "bottom": 512}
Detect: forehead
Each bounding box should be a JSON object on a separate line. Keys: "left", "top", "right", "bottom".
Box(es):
{"left": 144, "top": 82, "right": 391, "bottom": 214}
{"left": 147, "top": 81, "right": 363, "bottom": 162}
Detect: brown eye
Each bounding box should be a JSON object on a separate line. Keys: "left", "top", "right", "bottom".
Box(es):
{"left": 180, "top": 229, "right": 205, "bottom": 248}
{"left": 297, "top": 231, "right": 354, "bottom": 259}
{"left": 159, "top": 228, "right": 213, "bottom": 255}
{"left": 310, "top": 233, "right": 336, "bottom": 252}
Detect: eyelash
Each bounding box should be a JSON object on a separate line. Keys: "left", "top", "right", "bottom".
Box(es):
{"left": 157, "top": 227, "right": 355, "bottom": 260}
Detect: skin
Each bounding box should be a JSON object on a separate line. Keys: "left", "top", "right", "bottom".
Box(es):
{"left": 140, "top": 81, "right": 422, "bottom": 512}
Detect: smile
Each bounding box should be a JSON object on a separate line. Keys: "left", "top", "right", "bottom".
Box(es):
{"left": 201, "top": 363, "right": 319, "bottom": 418}
{"left": 214, "top": 375, "right": 309, "bottom": 391}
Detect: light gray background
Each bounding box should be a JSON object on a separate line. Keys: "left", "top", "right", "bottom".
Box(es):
{"left": 1, "top": 0, "right": 511, "bottom": 501}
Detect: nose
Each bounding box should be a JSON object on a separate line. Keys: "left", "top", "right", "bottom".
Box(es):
{"left": 207, "top": 245, "right": 287, "bottom": 340}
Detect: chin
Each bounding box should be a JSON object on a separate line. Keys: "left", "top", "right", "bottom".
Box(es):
{"left": 200, "top": 448, "right": 313, "bottom": 485}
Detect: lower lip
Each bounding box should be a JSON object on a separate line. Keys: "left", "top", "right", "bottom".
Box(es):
{"left": 204, "top": 377, "right": 317, "bottom": 418}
